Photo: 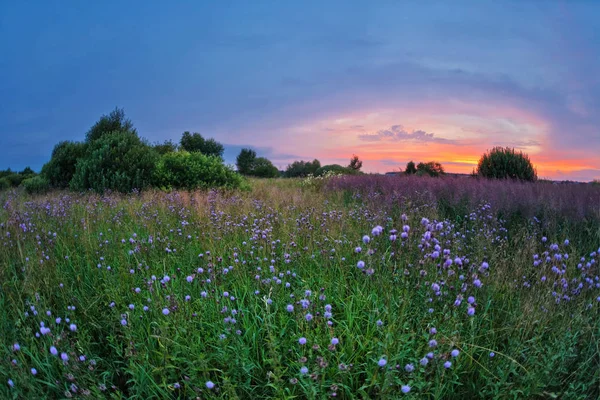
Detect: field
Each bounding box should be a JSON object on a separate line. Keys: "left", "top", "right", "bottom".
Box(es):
{"left": 1, "top": 176, "right": 599, "bottom": 399}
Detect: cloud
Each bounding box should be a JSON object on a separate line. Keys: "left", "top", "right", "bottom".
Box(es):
{"left": 358, "top": 125, "right": 458, "bottom": 144}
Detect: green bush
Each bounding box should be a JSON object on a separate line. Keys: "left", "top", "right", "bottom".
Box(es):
{"left": 71, "top": 131, "right": 158, "bottom": 193}
{"left": 416, "top": 161, "right": 445, "bottom": 177}
{"left": 315, "top": 164, "right": 355, "bottom": 177}
{"left": 0, "top": 178, "right": 10, "bottom": 191}
{"left": 252, "top": 157, "right": 280, "bottom": 178}
{"left": 4, "top": 173, "right": 32, "bottom": 187}
{"left": 285, "top": 159, "right": 321, "bottom": 177}
{"left": 21, "top": 176, "right": 50, "bottom": 195}
{"left": 154, "top": 151, "right": 243, "bottom": 190}
{"left": 477, "top": 147, "right": 537, "bottom": 181}
{"left": 41, "top": 141, "right": 87, "bottom": 188}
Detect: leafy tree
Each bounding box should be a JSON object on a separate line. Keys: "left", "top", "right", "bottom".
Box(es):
{"left": 405, "top": 161, "right": 417, "bottom": 174}
{"left": 71, "top": 131, "right": 158, "bottom": 193}
{"left": 315, "top": 164, "right": 355, "bottom": 176}
{"left": 236, "top": 148, "right": 257, "bottom": 175}
{"left": 476, "top": 147, "right": 537, "bottom": 181}
{"left": 153, "top": 151, "right": 242, "bottom": 189}
{"left": 19, "top": 166, "right": 35, "bottom": 175}
{"left": 153, "top": 140, "right": 178, "bottom": 155}
{"left": 85, "top": 107, "right": 136, "bottom": 142}
{"left": 0, "top": 168, "right": 12, "bottom": 179}
{"left": 4, "top": 173, "right": 28, "bottom": 187}
{"left": 41, "top": 141, "right": 87, "bottom": 188}
{"left": 251, "top": 157, "right": 280, "bottom": 178}
{"left": 285, "top": 159, "right": 321, "bottom": 177}
{"left": 179, "top": 132, "right": 224, "bottom": 158}
{"left": 416, "top": 161, "right": 445, "bottom": 177}
{"left": 21, "top": 176, "right": 50, "bottom": 195}
{"left": 348, "top": 155, "right": 363, "bottom": 171}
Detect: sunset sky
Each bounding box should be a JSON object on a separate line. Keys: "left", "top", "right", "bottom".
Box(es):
{"left": 1, "top": 2, "right": 599, "bottom": 181}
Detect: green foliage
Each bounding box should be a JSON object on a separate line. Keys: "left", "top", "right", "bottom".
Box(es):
{"left": 0, "top": 177, "right": 9, "bottom": 191}
{"left": 153, "top": 140, "right": 178, "bottom": 155}
{"left": 315, "top": 164, "right": 355, "bottom": 176}
{"left": 21, "top": 176, "right": 50, "bottom": 195}
{"left": 477, "top": 147, "right": 537, "bottom": 181}
{"left": 405, "top": 161, "right": 417, "bottom": 174}
{"left": 0, "top": 168, "right": 13, "bottom": 179}
{"left": 179, "top": 131, "right": 224, "bottom": 158}
{"left": 285, "top": 159, "right": 321, "bottom": 177}
{"left": 70, "top": 131, "right": 158, "bottom": 193}
{"left": 236, "top": 148, "right": 257, "bottom": 175}
{"left": 153, "top": 151, "right": 243, "bottom": 189}
{"left": 251, "top": 157, "right": 280, "bottom": 178}
{"left": 348, "top": 154, "right": 363, "bottom": 171}
{"left": 41, "top": 141, "right": 87, "bottom": 188}
{"left": 3, "top": 173, "right": 31, "bottom": 187}
{"left": 85, "top": 107, "right": 136, "bottom": 143}
{"left": 416, "top": 161, "right": 445, "bottom": 177}
{"left": 19, "top": 166, "right": 34, "bottom": 175}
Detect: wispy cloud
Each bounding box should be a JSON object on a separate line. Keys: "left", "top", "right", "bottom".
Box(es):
{"left": 358, "top": 125, "right": 458, "bottom": 144}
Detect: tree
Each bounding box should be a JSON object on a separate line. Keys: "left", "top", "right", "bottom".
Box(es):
{"left": 476, "top": 147, "right": 537, "bottom": 181}
{"left": 405, "top": 161, "right": 417, "bottom": 174}
{"left": 315, "top": 164, "right": 355, "bottom": 176}
{"left": 251, "top": 157, "right": 279, "bottom": 178}
{"left": 348, "top": 155, "right": 363, "bottom": 171}
{"left": 71, "top": 131, "right": 158, "bottom": 193}
{"left": 416, "top": 161, "right": 445, "bottom": 177}
{"left": 236, "top": 148, "right": 257, "bottom": 175}
{"left": 153, "top": 140, "right": 178, "bottom": 155}
{"left": 19, "top": 166, "right": 35, "bottom": 175}
{"left": 41, "top": 141, "right": 87, "bottom": 188}
{"left": 179, "top": 132, "right": 224, "bottom": 158}
{"left": 85, "top": 107, "right": 136, "bottom": 142}
{"left": 285, "top": 159, "right": 321, "bottom": 178}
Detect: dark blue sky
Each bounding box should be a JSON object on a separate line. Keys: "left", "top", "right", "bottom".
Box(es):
{"left": 1, "top": 1, "right": 599, "bottom": 180}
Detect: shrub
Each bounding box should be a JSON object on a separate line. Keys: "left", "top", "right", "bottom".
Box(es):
{"left": 70, "top": 131, "right": 158, "bottom": 193}
{"left": 252, "top": 157, "right": 280, "bottom": 178}
{"left": 41, "top": 141, "right": 87, "bottom": 188}
{"left": 153, "top": 140, "right": 178, "bottom": 155}
{"left": 477, "top": 147, "right": 537, "bottom": 181}
{"left": 179, "top": 132, "right": 224, "bottom": 158}
{"left": 416, "top": 161, "right": 445, "bottom": 177}
{"left": 315, "top": 164, "right": 355, "bottom": 177}
{"left": 0, "top": 178, "right": 9, "bottom": 191}
{"left": 285, "top": 159, "right": 321, "bottom": 178}
{"left": 4, "top": 173, "right": 30, "bottom": 187}
{"left": 86, "top": 107, "right": 136, "bottom": 143}
{"left": 21, "top": 176, "right": 50, "bottom": 195}
{"left": 153, "top": 151, "right": 243, "bottom": 190}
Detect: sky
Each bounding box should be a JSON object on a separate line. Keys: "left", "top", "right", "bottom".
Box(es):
{"left": 1, "top": 1, "right": 599, "bottom": 181}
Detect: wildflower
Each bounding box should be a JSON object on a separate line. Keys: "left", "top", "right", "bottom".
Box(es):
{"left": 120, "top": 319, "right": 127, "bottom": 326}
{"left": 444, "top": 361, "right": 452, "bottom": 369}
{"left": 300, "top": 366, "right": 309, "bottom": 374}
{"left": 174, "top": 382, "right": 180, "bottom": 389}
{"left": 12, "top": 343, "right": 20, "bottom": 351}
{"left": 357, "top": 261, "right": 365, "bottom": 269}
{"left": 162, "top": 308, "right": 170, "bottom": 315}
{"left": 429, "top": 339, "right": 438, "bottom": 348}
{"left": 467, "top": 307, "right": 476, "bottom": 316}
{"left": 405, "top": 363, "right": 414, "bottom": 372}
{"left": 186, "top": 276, "right": 193, "bottom": 283}
{"left": 420, "top": 357, "right": 429, "bottom": 366}
{"left": 61, "top": 352, "right": 69, "bottom": 362}
{"left": 451, "top": 349, "right": 460, "bottom": 357}
{"left": 299, "top": 337, "right": 307, "bottom": 345}
{"left": 286, "top": 304, "right": 294, "bottom": 312}
{"left": 50, "top": 346, "right": 58, "bottom": 356}
{"left": 7, "top": 379, "right": 14, "bottom": 388}
{"left": 429, "top": 327, "right": 437, "bottom": 335}
{"left": 206, "top": 381, "right": 215, "bottom": 389}
{"left": 55, "top": 317, "right": 62, "bottom": 324}
{"left": 401, "top": 385, "right": 411, "bottom": 393}
{"left": 378, "top": 358, "right": 387, "bottom": 367}
{"left": 31, "top": 368, "right": 37, "bottom": 375}
{"left": 128, "top": 304, "right": 135, "bottom": 310}
{"left": 331, "top": 338, "right": 339, "bottom": 345}
{"left": 362, "top": 235, "right": 370, "bottom": 244}
{"left": 473, "top": 279, "right": 482, "bottom": 288}
{"left": 376, "top": 319, "right": 383, "bottom": 326}
{"left": 305, "top": 313, "right": 313, "bottom": 321}
{"left": 426, "top": 352, "right": 434, "bottom": 359}
{"left": 489, "top": 352, "right": 495, "bottom": 358}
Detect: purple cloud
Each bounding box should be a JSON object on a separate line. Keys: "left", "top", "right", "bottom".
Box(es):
{"left": 358, "top": 125, "right": 458, "bottom": 144}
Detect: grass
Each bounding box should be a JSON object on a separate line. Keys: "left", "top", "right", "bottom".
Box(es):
{"left": 1, "top": 177, "right": 599, "bottom": 399}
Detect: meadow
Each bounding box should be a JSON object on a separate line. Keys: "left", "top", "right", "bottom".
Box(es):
{"left": 1, "top": 176, "right": 599, "bottom": 399}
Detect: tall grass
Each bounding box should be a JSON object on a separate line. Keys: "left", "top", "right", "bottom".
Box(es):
{"left": 0, "top": 180, "right": 599, "bottom": 399}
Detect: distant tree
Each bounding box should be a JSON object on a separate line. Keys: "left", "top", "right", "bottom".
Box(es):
{"left": 41, "top": 141, "right": 87, "bottom": 188}
{"left": 252, "top": 157, "right": 280, "bottom": 178}
{"left": 85, "top": 107, "right": 136, "bottom": 142}
{"left": 19, "top": 166, "right": 35, "bottom": 175}
{"left": 405, "top": 161, "right": 417, "bottom": 175}
{"left": 348, "top": 155, "right": 363, "bottom": 171}
{"left": 476, "top": 147, "right": 537, "bottom": 181}
{"left": 0, "top": 168, "right": 13, "bottom": 179}
{"left": 179, "top": 132, "right": 224, "bottom": 158}
{"left": 285, "top": 159, "right": 321, "bottom": 178}
{"left": 236, "top": 148, "right": 257, "bottom": 175}
{"left": 315, "top": 164, "right": 355, "bottom": 176}
{"left": 153, "top": 140, "right": 178, "bottom": 155}
{"left": 416, "top": 161, "right": 445, "bottom": 177}
{"left": 71, "top": 131, "right": 158, "bottom": 193}
{"left": 0, "top": 178, "right": 9, "bottom": 191}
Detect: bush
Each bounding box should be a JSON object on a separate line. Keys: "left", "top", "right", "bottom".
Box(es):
{"left": 153, "top": 140, "right": 178, "bottom": 155}
{"left": 41, "top": 141, "right": 87, "bottom": 188}
{"left": 285, "top": 159, "right": 321, "bottom": 178}
{"left": 405, "top": 161, "right": 417, "bottom": 174}
{"left": 0, "top": 178, "right": 9, "bottom": 191}
{"left": 154, "top": 151, "right": 243, "bottom": 190}
{"left": 71, "top": 131, "right": 158, "bottom": 193}
{"left": 477, "top": 147, "right": 537, "bottom": 181}
{"left": 180, "top": 132, "right": 224, "bottom": 158}
{"left": 86, "top": 107, "right": 136, "bottom": 143}
{"left": 251, "top": 157, "right": 280, "bottom": 178}
{"left": 315, "top": 164, "right": 355, "bottom": 177}
{"left": 416, "top": 161, "right": 445, "bottom": 177}
{"left": 21, "top": 176, "right": 50, "bottom": 195}
{"left": 4, "top": 173, "right": 31, "bottom": 187}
